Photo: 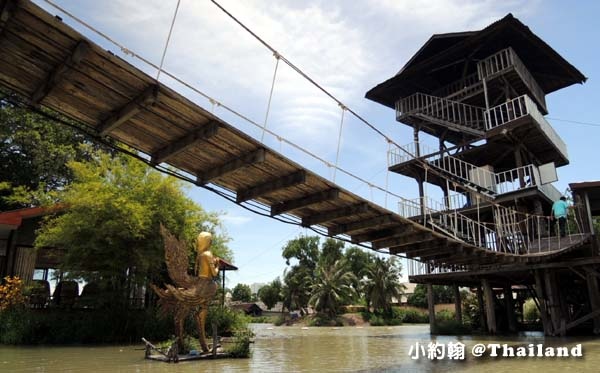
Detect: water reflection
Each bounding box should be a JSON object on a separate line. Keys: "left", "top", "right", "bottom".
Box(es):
{"left": 0, "top": 324, "right": 598, "bottom": 372}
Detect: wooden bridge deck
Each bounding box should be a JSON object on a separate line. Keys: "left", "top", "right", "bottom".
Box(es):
{"left": 0, "top": 0, "right": 590, "bottom": 268}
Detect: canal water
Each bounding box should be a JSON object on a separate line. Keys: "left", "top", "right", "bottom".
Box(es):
{"left": 1, "top": 324, "right": 598, "bottom": 372}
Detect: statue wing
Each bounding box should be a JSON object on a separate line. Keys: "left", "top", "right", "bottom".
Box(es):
{"left": 160, "top": 225, "right": 195, "bottom": 288}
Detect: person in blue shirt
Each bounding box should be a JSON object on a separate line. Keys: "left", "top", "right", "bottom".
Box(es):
{"left": 551, "top": 196, "right": 570, "bottom": 237}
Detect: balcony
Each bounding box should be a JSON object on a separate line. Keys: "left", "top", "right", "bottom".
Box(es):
{"left": 485, "top": 95, "right": 568, "bottom": 162}
{"left": 477, "top": 47, "right": 547, "bottom": 114}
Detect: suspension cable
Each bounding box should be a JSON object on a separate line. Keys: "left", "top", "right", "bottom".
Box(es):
{"left": 156, "top": 0, "right": 181, "bottom": 81}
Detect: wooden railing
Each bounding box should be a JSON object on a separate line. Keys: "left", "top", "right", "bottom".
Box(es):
{"left": 477, "top": 47, "right": 547, "bottom": 112}
{"left": 396, "top": 92, "right": 486, "bottom": 131}
{"left": 485, "top": 95, "right": 568, "bottom": 160}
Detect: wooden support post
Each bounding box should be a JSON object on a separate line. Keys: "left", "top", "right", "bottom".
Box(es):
{"left": 585, "top": 267, "right": 600, "bottom": 334}
{"left": 514, "top": 147, "right": 525, "bottom": 188}
{"left": 476, "top": 285, "right": 487, "bottom": 331}
{"left": 504, "top": 284, "right": 517, "bottom": 332}
{"left": 270, "top": 188, "right": 339, "bottom": 216}
{"left": 151, "top": 121, "right": 220, "bottom": 165}
{"left": 534, "top": 269, "right": 552, "bottom": 336}
{"left": 544, "top": 270, "right": 562, "bottom": 335}
{"left": 98, "top": 85, "right": 159, "bottom": 136}
{"left": 454, "top": 284, "right": 462, "bottom": 323}
{"left": 236, "top": 170, "right": 306, "bottom": 203}
{"left": 482, "top": 279, "right": 496, "bottom": 334}
{"left": 31, "top": 41, "right": 90, "bottom": 105}
{"left": 301, "top": 203, "right": 368, "bottom": 227}
{"left": 427, "top": 283, "right": 436, "bottom": 334}
{"left": 196, "top": 147, "right": 267, "bottom": 185}
{"left": 221, "top": 269, "right": 225, "bottom": 307}
{"left": 212, "top": 322, "right": 218, "bottom": 356}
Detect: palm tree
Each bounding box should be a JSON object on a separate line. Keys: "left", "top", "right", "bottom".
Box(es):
{"left": 309, "top": 259, "right": 357, "bottom": 318}
{"left": 361, "top": 257, "right": 405, "bottom": 316}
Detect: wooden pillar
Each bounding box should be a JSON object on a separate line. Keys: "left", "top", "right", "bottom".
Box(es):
{"left": 504, "top": 284, "right": 517, "bottom": 332}
{"left": 534, "top": 269, "right": 552, "bottom": 335}
{"left": 585, "top": 267, "right": 600, "bottom": 334}
{"left": 5, "top": 230, "right": 18, "bottom": 277}
{"left": 221, "top": 269, "right": 226, "bottom": 306}
{"left": 482, "top": 279, "right": 496, "bottom": 334}
{"left": 453, "top": 284, "right": 462, "bottom": 323}
{"left": 544, "top": 270, "right": 563, "bottom": 335}
{"left": 514, "top": 146, "right": 525, "bottom": 188}
{"left": 476, "top": 285, "right": 486, "bottom": 331}
{"left": 427, "top": 283, "right": 436, "bottom": 334}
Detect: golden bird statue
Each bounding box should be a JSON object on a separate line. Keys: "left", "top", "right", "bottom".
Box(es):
{"left": 151, "top": 226, "right": 219, "bottom": 353}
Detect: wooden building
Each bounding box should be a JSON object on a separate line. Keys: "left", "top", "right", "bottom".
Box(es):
{"left": 366, "top": 14, "right": 599, "bottom": 335}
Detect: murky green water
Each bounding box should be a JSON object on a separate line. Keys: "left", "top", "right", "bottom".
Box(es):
{"left": 1, "top": 324, "right": 598, "bottom": 372}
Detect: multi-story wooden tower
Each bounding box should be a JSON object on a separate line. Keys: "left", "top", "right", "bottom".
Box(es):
{"left": 366, "top": 14, "right": 600, "bottom": 336}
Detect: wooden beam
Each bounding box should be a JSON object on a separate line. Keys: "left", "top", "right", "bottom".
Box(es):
{"left": 391, "top": 238, "right": 448, "bottom": 253}
{"left": 31, "top": 40, "right": 90, "bottom": 105}
{"left": 236, "top": 170, "right": 305, "bottom": 203}
{"left": 301, "top": 203, "right": 369, "bottom": 227}
{"left": 98, "top": 85, "right": 159, "bottom": 136}
{"left": 270, "top": 188, "right": 339, "bottom": 216}
{"left": 0, "top": 0, "right": 15, "bottom": 36}
{"left": 372, "top": 232, "right": 433, "bottom": 250}
{"left": 556, "top": 309, "right": 600, "bottom": 337}
{"left": 351, "top": 225, "right": 414, "bottom": 244}
{"left": 196, "top": 147, "right": 265, "bottom": 185}
{"left": 404, "top": 245, "right": 449, "bottom": 259}
{"left": 327, "top": 214, "right": 394, "bottom": 236}
{"left": 151, "top": 121, "right": 220, "bottom": 165}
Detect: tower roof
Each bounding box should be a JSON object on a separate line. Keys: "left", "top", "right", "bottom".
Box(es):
{"left": 366, "top": 14, "right": 587, "bottom": 109}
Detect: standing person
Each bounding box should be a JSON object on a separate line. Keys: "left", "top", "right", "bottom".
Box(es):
{"left": 551, "top": 196, "right": 570, "bottom": 237}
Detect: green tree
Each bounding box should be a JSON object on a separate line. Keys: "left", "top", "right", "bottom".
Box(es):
{"left": 344, "top": 246, "right": 376, "bottom": 301}
{"left": 0, "top": 98, "right": 110, "bottom": 209}
{"left": 231, "top": 283, "right": 252, "bottom": 302}
{"left": 280, "top": 236, "right": 320, "bottom": 311}
{"left": 309, "top": 259, "right": 357, "bottom": 318}
{"left": 35, "top": 149, "right": 231, "bottom": 304}
{"left": 258, "top": 278, "right": 282, "bottom": 310}
{"left": 407, "top": 284, "right": 455, "bottom": 308}
{"left": 318, "top": 238, "right": 344, "bottom": 268}
{"left": 361, "top": 257, "right": 404, "bottom": 315}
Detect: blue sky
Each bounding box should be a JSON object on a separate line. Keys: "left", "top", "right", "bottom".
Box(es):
{"left": 34, "top": 0, "right": 600, "bottom": 289}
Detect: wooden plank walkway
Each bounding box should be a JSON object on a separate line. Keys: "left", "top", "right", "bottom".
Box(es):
{"left": 0, "top": 0, "right": 590, "bottom": 268}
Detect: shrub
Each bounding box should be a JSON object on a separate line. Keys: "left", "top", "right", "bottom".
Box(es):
{"left": 0, "top": 276, "right": 25, "bottom": 311}
{"left": 273, "top": 315, "right": 286, "bottom": 326}
{"left": 368, "top": 314, "right": 385, "bottom": 326}
{"left": 225, "top": 328, "right": 254, "bottom": 358}
{"left": 523, "top": 298, "right": 540, "bottom": 322}
{"left": 205, "top": 306, "right": 250, "bottom": 337}
{"left": 307, "top": 314, "right": 343, "bottom": 327}
{"left": 435, "top": 309, "right": 455, "bottom": 322}
{"left": 393, "top": 308, "right": 428, "bottom": 323}
{"left": 435, "top": 319, "right": 471, "bottom": 335}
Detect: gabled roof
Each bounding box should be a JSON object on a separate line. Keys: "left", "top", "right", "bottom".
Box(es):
{"left": 366, "top": 14, "right": 587, "bottom": 108}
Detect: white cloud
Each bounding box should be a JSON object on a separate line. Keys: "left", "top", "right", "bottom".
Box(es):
{"left": 220, "top": 209, "right": 253, "bottom": 226}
